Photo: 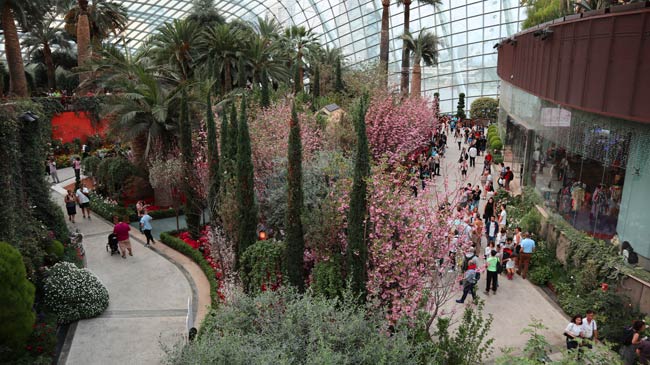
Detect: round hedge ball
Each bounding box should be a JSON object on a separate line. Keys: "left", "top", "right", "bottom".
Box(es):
{"left": 43, "top": 262, "right": 109, "bottom": 324}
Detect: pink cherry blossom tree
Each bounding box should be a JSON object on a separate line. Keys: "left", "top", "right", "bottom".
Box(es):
{"left": 365, "top": 92, "right": 437, "bottom": 163}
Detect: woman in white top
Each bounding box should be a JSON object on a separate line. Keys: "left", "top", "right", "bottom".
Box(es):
{"left": 564, "top": 315, "right": 584, "bottom": 350}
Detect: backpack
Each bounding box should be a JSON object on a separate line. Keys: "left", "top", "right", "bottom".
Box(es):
{"left": 621, "top": 326, "right": 635, "bottom": 346}
{"left": 496, "top": 260, "right": 503, "bottom": 274}
{"left": 628, "top": 251, "right": 639, "bottom": 265}
{"left": 461, "top": 254, "right": 475, "bottom": 272}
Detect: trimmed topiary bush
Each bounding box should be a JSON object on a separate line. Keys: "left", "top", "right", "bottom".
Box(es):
{"left": 240, "top": 239, "right": 286, "bottom": 293}
{"left": 43, "top": 262, "right": 109, "bottom": 324}
{"left": 46, "top": 240, "right": 64, "bottom": 259}
{"left": 0, "top": 242, "right": 35, "bottom": 352}
{"left": 528, "top": 266, "right": 553, "bottom": 286}
{"left": 490, "top": 139, "right": 503, "bottom": 151}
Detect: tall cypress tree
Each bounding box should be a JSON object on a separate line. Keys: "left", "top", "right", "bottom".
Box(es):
{"left": 179, "top": 90, "right": 201, "bottom": 239}
{"left": 235, "top": 96, "right": 257, "bottom": 265}
{"left": 346, "top": 93, "right": 370, "bottom": 300}
{"left": 219, "top": 108, "right": 229, "bottom": 161}
{"left": 286, "top": 103, "right": 305, "bottom": 290}
{"left": 293, "top": 59, "right": 301, "bottom": 94}
{"left": 335, "top": 56, "right": 344, "bottom": 93}
{"left": 311, "top": 64, "right": 320, "bottom": 112}
{"left": 260, "top": 69, "right": 270, "bottom": 108}
{"left": 206, "top": 91, "right": 220, "bottom": 225}
{"left": 228, "top": 103, "right": 238, "bottom": 163}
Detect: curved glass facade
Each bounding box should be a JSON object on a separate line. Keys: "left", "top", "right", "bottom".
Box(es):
{"left": 3, "top": 0, "right": 526, "bottom": 112}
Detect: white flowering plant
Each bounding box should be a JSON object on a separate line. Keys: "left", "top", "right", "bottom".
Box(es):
{"left": 43, "top": 262, "right": 109, "bottom": 324}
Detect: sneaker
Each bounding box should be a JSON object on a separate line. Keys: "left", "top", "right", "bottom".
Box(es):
{"left": 484, "top": 290, "right": 490, "bottom": 295}
{"left": 129, "top": 252, "right": 133, "bottom": 256}
{"left": 122, "top": 255, "right": 126, "bottom": 259}
{"left": 455, "top": 299, "right": 464, "bottom": 304}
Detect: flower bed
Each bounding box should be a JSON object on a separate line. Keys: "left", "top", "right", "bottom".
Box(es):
{"left": 160, "top": 228, "right": 223, "bottom": 305}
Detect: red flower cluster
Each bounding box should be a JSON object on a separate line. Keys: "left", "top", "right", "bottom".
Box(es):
{"left": 176, "top": 227, "right": 225, "bottom": 301}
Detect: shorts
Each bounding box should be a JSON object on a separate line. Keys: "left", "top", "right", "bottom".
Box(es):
{"left": 80, "top": 202, "right": 90, "bottom": 209}
{"left": 118, "top": 239, "right": 132, "bottom": 252}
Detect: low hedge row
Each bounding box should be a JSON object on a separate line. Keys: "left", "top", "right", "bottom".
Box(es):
{"left": 160, "top": 232, "right": 220, "bottom": 306}
{"left": 128, "top": 208, "right": 180, "bottom": 222}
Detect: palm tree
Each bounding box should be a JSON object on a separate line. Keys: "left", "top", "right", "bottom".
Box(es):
{"left": 397, "top": 0, "right": 441, "bottom": 95}
{"left": 0, "top": 0, "right": 44, "bottom": 97}
{"left": 246, "top": 36, "right": 289, "bottom": 86}
{"left": 61, "top": 0, "right": 128, "bottom": 86}
{"left": 251, "top": 15, "right": 281, "bottom": 44}
{"left": 186, "top": 0, "right": 225, "bottom": 28}
{"left": 197, "top": 23, "right": 243, "bottom": 93}
{"left": 379, "top": 0, "right": 390, "bottom": 85}
{"left": 148, "top": 19, "right": 199, "bottom": 82}
{"left": 23, "top": 20, "right": 73, "bottom": 90}
{"left": 283, "top": 25, "right": 320, "bottom": 93}
{"left": 93, "top": 47, "right": 178, "bottom": 160}
{"left": 401, "top": 30, "right": 438, "bottom": 97}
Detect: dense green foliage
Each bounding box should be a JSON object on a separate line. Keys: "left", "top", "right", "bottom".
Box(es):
{"left": 469, "top": 97, "right": 498, "bottom": 121}
{"left": 179, "top": 92, "right": 201, "bottom": 239}
{"left": 285, "top": 104, "right": 306, "bottom": 290}
{"left": 240, "top": 239, "right": 286, "bottom": 293}
{"left": 260, "top": 69, "right": 270, "bottom": 108}
{"left": 95, "top": 157, "right": 137, "bottom": 198}
{"left": 160, "top": 232, "right": 220, "bottom": 305}
{"left": 164, "top": 288, "right": 425, "bottom": 364}
{"left": 311, "top": 254, "right": 344, "bottom": 299}
{"left": 43, "top": 262, "right": 109, "bottom": 324}
{"left": 0, "top": 243, "right": 35, "bottom": 353}
{"left": 235, "top": 96, "right": 258, "bottom": 264}
{"left": 335, "top": 56, "right": 344, "bottom": 93}
{"left": 522, "top": 0, "right": 566, "bottom": 30}
{"left": 346, "top": 94, "right": 370, "bottom": 299}
{"left": 456, "top": 92, "right": 466, "bottom": 120}
{"left": 206, "top": 92, "right": 220, "bottom": 225}
{"left": 81, "top": 155, "right": 101, "bottom": 178}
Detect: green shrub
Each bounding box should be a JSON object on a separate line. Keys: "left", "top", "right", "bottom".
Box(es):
{"left": 95, "top": 157, "right": 136, "bottom": 197}
{"left": 528, "top": 266, "right": 553, "bottom": 286}
{"left": 81, "top": 155, "right": 101, "bottom": 177}
{"left": 240, "top": 239, "right": 286, "bottom": 293}
{"left": 165, "top": 288, "right": 426, "bottom": 364}
{"left": 490, "top": 139, "right": 503, "bottom": 151}
{"left": 492, "top": 153, "right": 504, "bottom": 165}
{"left": 0, "top": 242, "right": 35, "bottom": 352}
{"left": 311, "top": 255, "right": 344, "bottom": 299}
{"left": 469, "top": 97, "right": 498, "bottom": 120}
{"left": 45, "top": 240, "right": 64, "bottom": 259}
{"left": 160, "top": 232, "right": 220, "bottom": 305}
{"left": 519, "top": 209, "right": 542, "bottom": 234}
{"left": 43, "top": 262, "right": 109, "bottom": 324}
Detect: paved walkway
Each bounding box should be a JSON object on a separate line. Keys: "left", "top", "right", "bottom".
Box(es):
{"left": 51, "top": 168, "right": 194, "bottom": 365}
{"left": 432, "top": 137, "right": 568, "bottom": 359}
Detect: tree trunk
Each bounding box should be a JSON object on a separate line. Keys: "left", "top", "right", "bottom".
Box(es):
{"left": 77, "top": 12, "right": 92, "bottom": 88}
{"left": 400, "top": 0, "right": 411, "bottom": 96}
{"left": 412, "top": 60, "right": 421, "bottom": 97}
{"left": 379, "top": 0, "right": 390, "bottom": 87}
{"left": 224, "top": 60, "right": 232, "bottom": 92}
{"left": 2, "top": 4, "right": 28, "bottom": 97}
{"left": 296, "top": 50, "right": 303, "bottom": 92}
{"left": 43, "top": 42, "right": 57, "bottom": 90}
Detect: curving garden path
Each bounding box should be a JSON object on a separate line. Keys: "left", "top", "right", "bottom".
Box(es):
{"left": 50, "top": 167, "right": 197, "bottom": 365}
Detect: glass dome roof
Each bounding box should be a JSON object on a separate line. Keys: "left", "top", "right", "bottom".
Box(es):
{"left": 5, "top": 0, "right": 527, "bottom": 112}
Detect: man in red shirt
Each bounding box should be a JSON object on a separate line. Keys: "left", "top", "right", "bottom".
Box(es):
{"left": 484, "top": 152, "right": 493, "bottom": 169}
{"left": 113, "top": 216, "right": 132, "bottom": 259}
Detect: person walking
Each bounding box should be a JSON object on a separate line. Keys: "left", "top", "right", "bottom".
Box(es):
{"left": 48, "top": 159, "right": 60, "bottom": 184}
{"left": 637, "top": 337, "right": 650, "bottom": 365}
{"left": 73, "top": 157, "right": 82, "bottom": 182}
{"left": 518, "top": 232, "right": 536, "bottom": 279}
{"left": 485, "top": 249, "right": 499, "bottom": 295}
{"left": 140, "top": 210, "right": 155, "bottom": 246}
{"left": 468, "top": 145, "right": 478, "bottom": 167}
{"left": 581, "top": 309, "right": 598, "bottom": 348}
{"left": 459, "top": 158, "right": 468, "bottom": 180}
{"left": 456, "top": 263, "right": 479, "bottom": 304}
{"left": 64, "top": 190, "right": 78, "bottom": 223}
{"left": 499, "top": 204, "right": 507, "bottom": 228}
{"left": 75, "top": 185, "right": 91, "bottom": 219}
{"left": 487, "top": 216, "right": 498, "bottom": 244}
{"left": 483, "top": 197, "right": 495, "bottom": 234}
{"left": 564, "top": 315, "right": 585, "bottom": 351}
{"left": 113, "top": 216, "right": 133, "bottom": 259}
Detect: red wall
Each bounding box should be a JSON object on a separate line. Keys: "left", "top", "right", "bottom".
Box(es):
{"left": 51, "top": 111, "right": 107, "bottom": 143}
{"left": 497, "top": 5, "right": 650, "bottom": 124}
